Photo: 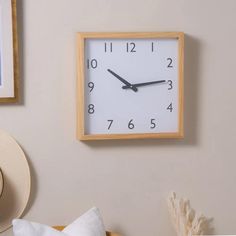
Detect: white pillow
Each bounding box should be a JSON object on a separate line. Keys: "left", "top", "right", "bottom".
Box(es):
{"left": 13, "top": 207, "right": 106, "bottom": 236}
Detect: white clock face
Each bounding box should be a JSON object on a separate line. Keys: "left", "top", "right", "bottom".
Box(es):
{"left": 84, "top": 38, "right": 180, "bottom": 135}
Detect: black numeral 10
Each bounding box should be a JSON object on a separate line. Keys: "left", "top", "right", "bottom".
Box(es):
{"left": 87, "top": 59, "right": 98, "bottom": 69}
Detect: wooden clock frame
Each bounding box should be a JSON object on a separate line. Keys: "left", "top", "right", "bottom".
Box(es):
{"left": 77, "top": 32, "right": 184, "bottom": 141}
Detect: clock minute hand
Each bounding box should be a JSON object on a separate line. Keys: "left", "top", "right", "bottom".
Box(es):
{"left": 122, "top": 80, "right": 166, "bottom": 89}
{"left": 107, "top": 69, "right": 138, "bottom": 92}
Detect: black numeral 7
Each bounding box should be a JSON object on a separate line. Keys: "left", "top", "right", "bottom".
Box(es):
{"left": 107, "top": 120, "right": 113, "bottom": 130}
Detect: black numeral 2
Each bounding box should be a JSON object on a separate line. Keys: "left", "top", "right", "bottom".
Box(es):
{"left": 167, "top": 58, "right": 173, "bottom": 68}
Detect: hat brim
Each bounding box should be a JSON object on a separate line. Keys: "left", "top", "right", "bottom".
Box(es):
{"left": 0, "top": 130, "right": 31, "bottom": 233}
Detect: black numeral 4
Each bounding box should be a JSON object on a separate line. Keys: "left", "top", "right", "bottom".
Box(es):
{"left": 167, "top": 103, "right": 173, "bottom": 112}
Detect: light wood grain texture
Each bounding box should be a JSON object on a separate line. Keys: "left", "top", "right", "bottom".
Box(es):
{"left": 53, "top": 226, "right": 121, "bottom": 236}
{"left": 0, "top": 0, "right": 19, "bottom": 103}
{"left": 77, "top": 32, "right": 184, "bottom": 140}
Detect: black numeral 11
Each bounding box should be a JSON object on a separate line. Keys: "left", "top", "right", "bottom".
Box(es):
{"left": 105, "top": 42, "right": 112, "bottom": 52}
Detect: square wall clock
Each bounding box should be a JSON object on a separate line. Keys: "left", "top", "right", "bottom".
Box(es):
{"left": 0, "top": 0, "right": 19, "bottom": 103}
{"left": 77, "top": 32, "right": 184, "bottom": 140}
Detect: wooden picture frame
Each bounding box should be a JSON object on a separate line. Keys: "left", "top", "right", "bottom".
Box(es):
{"left": 0, "top": 0, "right": 19, "bottom": 103}
{"left": 77, "top": 32, "right": 184, "bottom": 140}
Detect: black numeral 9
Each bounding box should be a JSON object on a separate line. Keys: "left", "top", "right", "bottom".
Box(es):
{"left": 88, "top": 82, "right": 94, "bottom": 92}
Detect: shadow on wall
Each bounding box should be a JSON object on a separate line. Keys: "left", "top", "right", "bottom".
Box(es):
{"left": 21, "top": 149, "right": 38, "bottom": 218}
{"left": 84, "top": 34, "right": 202, "bottom": 148}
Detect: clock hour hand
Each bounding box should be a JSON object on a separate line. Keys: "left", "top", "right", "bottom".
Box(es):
{"left": 122, "top": 80, "right": 166, "bottom": 89}
{"left": 107, "top": 69, "right": 138, "bottom": 92}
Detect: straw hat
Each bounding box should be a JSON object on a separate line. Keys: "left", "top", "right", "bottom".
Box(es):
{"left": 0, "top": 130, "right": 31, "bottom": 233}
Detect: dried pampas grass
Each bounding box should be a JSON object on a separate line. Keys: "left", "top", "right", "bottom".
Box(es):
{"left": 167, "top": 192, "right": 213, "bottom": 236}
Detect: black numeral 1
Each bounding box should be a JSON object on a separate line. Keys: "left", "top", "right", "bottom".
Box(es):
{"left": 151, "top": 42, "right": 154, "bottom": 52}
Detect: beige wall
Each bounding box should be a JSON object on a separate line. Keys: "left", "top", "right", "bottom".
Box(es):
{"left": 1, "top": 0, "right": 236, "bottom": 235}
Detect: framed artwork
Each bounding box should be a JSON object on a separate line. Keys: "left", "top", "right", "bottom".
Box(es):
{"left": 0, "top": 0, "right": 19, "bottom": 103}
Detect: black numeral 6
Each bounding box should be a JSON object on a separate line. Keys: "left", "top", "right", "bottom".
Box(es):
{"left": 128, "top": 119, "right": 135, "bottom": 129}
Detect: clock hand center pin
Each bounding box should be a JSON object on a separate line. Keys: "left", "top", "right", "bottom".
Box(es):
{"left": 107, "top": 69, "right": 138, "bottom": 92}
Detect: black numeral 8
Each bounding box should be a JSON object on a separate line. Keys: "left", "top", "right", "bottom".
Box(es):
{"left": 88, "top": 104, "right": 95, "bottom": 114}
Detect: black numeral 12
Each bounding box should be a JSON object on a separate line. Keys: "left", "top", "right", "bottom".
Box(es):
{"left": 126, "top": 42, "right": 136, "bottom": 52}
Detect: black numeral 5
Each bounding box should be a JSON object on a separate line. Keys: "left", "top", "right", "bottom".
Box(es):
{"left": 150, "top": 119, "right": 156, "bottom": 129}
